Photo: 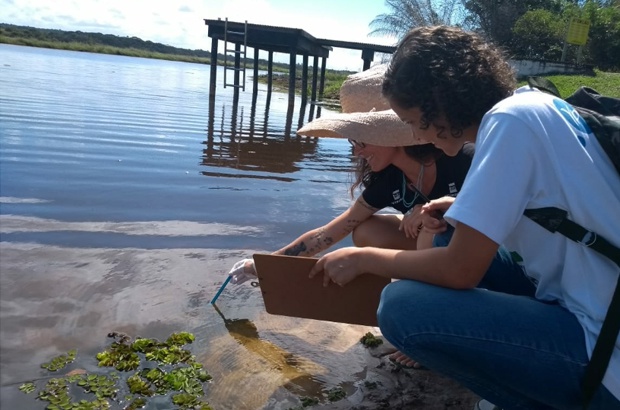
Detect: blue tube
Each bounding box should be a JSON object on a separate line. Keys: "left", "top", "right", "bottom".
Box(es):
{"left": 210, "top": 275, "right": 232, "bottom": 305}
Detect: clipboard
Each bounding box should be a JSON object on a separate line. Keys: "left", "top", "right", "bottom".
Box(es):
{"left": 252, "top": 253, "right": 390, "bottom": 326}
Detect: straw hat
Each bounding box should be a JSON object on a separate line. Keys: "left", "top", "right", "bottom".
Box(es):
{"left": 297, "top": 64, "right": 419, "bottom": 147}
{"left": 297, "top": 109, "right": 419, "bottom": 147}
{"left": 339, "top": 63, "right": 391, "bottom": 113}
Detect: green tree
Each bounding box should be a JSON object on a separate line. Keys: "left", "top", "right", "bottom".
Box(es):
{"left": 369, "top": 0, "right": 466, "bottom": 40}
{"left": 512, "top": 9, "right": 565, "bottom": 60}
{"left": 461, "top": 0, "right": 564, "bottom": 46}
{"left": 580, "top": 0, "right": 620, "bottom": 70}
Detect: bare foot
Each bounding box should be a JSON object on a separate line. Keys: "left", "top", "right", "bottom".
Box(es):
{"left": 389, "top": 351, "right": 423, "bottom": 369}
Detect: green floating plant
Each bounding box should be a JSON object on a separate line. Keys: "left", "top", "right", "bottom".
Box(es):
{"left": 363, "top": 380, "right": 379, "bottom": 390}
{"left": 326, "top": 386, "right": 346, "bottom": 402}
{"left": 96, "top": 343, "right": 140, "bottom": 371}
{"left": 299, "top": 396, "right": 319, "bottom": 407}
{"left": 144, "top": 345, "right": 193, "bottom": 365}
{"left": 171, "top": 392, "right": 213, "bottom": 409}
{"left": 41, "top": 349, "right": 77, "bottom": 372}
{"left": 126, "top": 373, "right": 154, "bottom": 396}
{"left": 359, "top": 332, "right": 383, "bottom": 348}
{"left": 18, "top": 331, "right": 214, "bottom": 410}
{"left": 124, "top": 397, "right": 147, "bottom": 410}
{"left": 75, "top": 373, "right": 120, "bottom": 399}
{"left": 18, "top": 382, "right": 36, "bottom": 394}
{"left": 166, "top": 332, "right": 195, "bottom": 346}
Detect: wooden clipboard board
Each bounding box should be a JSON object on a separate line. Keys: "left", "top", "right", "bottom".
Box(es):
{"left": 253, "top": 253, "right": 390, "bottom": 326}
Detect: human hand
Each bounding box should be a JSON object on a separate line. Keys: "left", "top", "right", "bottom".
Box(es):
{"left": 228, "top": 258, "right": 257, "bottom": 285}
{"left": 420, "top": 196, "right": 454, "bottom": 234}
{"left": 308, "top": 247, "right": 364, "bottom": 287}
{"left": 399, "top": 204, "right": 424, "bottom": 239}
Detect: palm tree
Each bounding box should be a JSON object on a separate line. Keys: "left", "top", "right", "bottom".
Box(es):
{"left": 369, "top": 0, "right": 466, "bottom": 40}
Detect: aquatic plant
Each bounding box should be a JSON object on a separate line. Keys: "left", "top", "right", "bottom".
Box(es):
{"left": 19, "top": 382, "right": 36, "bottom": 394}
{"left": 41, "top": 349, "right": 77, "bottom": 372}
{"left": 18, "top": 331, "right": 214, "bottom": 410}
{"left": 359, "top": 332, "right": 383, "bottom": 348}
{"left": 363, "top": 380, "right": 379, "bottom": 390}
{"left": 299, "top": 396, "right": 319, "bottom": 407}
{"left": 326, "top": 387, "right": 346, "bottom": 402}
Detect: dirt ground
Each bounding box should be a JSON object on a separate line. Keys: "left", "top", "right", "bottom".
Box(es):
{"left": 318, "top": 337, "right": 480, "bottom": 410}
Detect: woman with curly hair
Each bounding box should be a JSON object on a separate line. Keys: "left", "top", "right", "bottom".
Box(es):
{"left": 309, "top": 26, "right": 620, "bottom": 410}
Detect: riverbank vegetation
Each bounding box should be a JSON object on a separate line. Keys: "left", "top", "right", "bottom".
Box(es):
{"left": 529, "top": 71, "right": 620, "bottom": 98}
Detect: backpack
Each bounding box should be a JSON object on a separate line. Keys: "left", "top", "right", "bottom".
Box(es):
{"left": 525, "top": 76, "right": 620, "bottom": 409}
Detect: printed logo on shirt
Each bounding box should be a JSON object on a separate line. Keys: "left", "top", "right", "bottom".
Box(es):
{"left": 392, "top": 189, "right": 401, "bottom": 202}
{"left": 448, "top": 182, "right": 458, "bottom": 195}
{"left": 553, "top": 98, "right": 589, "bottom": 147}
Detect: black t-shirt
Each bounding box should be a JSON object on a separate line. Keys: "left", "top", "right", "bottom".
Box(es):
{"left": 362, "top": 143, "right": 475, "bottom": 214}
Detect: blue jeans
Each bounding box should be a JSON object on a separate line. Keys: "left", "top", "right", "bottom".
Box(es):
{"left": 377, "top": 228, "right": 620, "bottom": 410}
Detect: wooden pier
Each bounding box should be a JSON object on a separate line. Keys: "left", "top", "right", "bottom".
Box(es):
{"left": 204, "top": 18, "right": 396, "bottom": 110}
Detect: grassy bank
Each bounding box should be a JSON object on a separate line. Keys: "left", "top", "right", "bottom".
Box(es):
{"left": 519, "top": 70, "right": 620, "bottom": 98}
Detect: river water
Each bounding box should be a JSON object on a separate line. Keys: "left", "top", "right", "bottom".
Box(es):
{"left": 0, "top": 44, "right": 380, "bottom": 409}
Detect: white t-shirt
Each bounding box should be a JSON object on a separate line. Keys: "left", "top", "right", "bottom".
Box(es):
{"left": 445, "top": 86, "right": 620, "bottom": 399}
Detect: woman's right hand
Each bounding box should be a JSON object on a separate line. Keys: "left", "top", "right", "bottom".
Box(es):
{"left": 228, "top": 258, "right": 257, "bottom": 285}
{"left": 420, "top": 196, "right": 455, "bottom": 234}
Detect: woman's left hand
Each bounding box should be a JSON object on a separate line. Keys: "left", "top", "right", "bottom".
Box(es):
{"left": 309, "top": 247, "right": 364, "bottom": 287}
{"left": 399, "top": 204, "right": 424, "bottom": 239}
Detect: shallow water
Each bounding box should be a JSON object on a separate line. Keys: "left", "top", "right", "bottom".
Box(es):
{"left": 0, "top": 44, "right": 380, "bottom": 409}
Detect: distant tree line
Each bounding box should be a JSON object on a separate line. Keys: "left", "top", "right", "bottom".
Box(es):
{"left": 0, "top": 23, "right": 326, "bottom": 74}
{"left": 370, "top": 0, "right": 620, "bottom": 71}
{"left": 0, "top": 23, "right": 213, "bottom": 58}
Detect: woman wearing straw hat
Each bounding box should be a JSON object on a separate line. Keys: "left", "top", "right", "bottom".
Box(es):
{"left": 227, "top": 110, "right": 474, "bottom": 284}
{"left": 227, "top": 64, "right": 475, "bottom": 286}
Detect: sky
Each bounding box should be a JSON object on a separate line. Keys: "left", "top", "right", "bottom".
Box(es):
{"left": 1, "top": 0, "right": 398, "bottom": 71}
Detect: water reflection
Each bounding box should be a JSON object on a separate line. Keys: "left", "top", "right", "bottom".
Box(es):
{"left": 212, "top": 304, "right": 325, "bottom": 398}
{"left": 204, "top": 77, "right": 326, "bottom": 176}
{"left": 203, "top": 102, "right": 319, "bottom": 176}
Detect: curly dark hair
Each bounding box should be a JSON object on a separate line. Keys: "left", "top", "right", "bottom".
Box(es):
{"left": 349, "top": 143, "right": 443, "bottom": 198}
{"left": 382, "top": 26, "right": 516, "bottom": 138}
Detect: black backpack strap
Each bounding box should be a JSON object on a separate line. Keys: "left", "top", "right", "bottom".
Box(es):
{"left": 527, "top": 76, "right": 562, "bottom": 98}
{"left": 525, "top": 207, "right": 620, "bottom": 408}
{"left": 582, "top": 279, "right": 620, "bottom": 409}
{"left": 524, "top": 208, "right": 620, "bottom": 265}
